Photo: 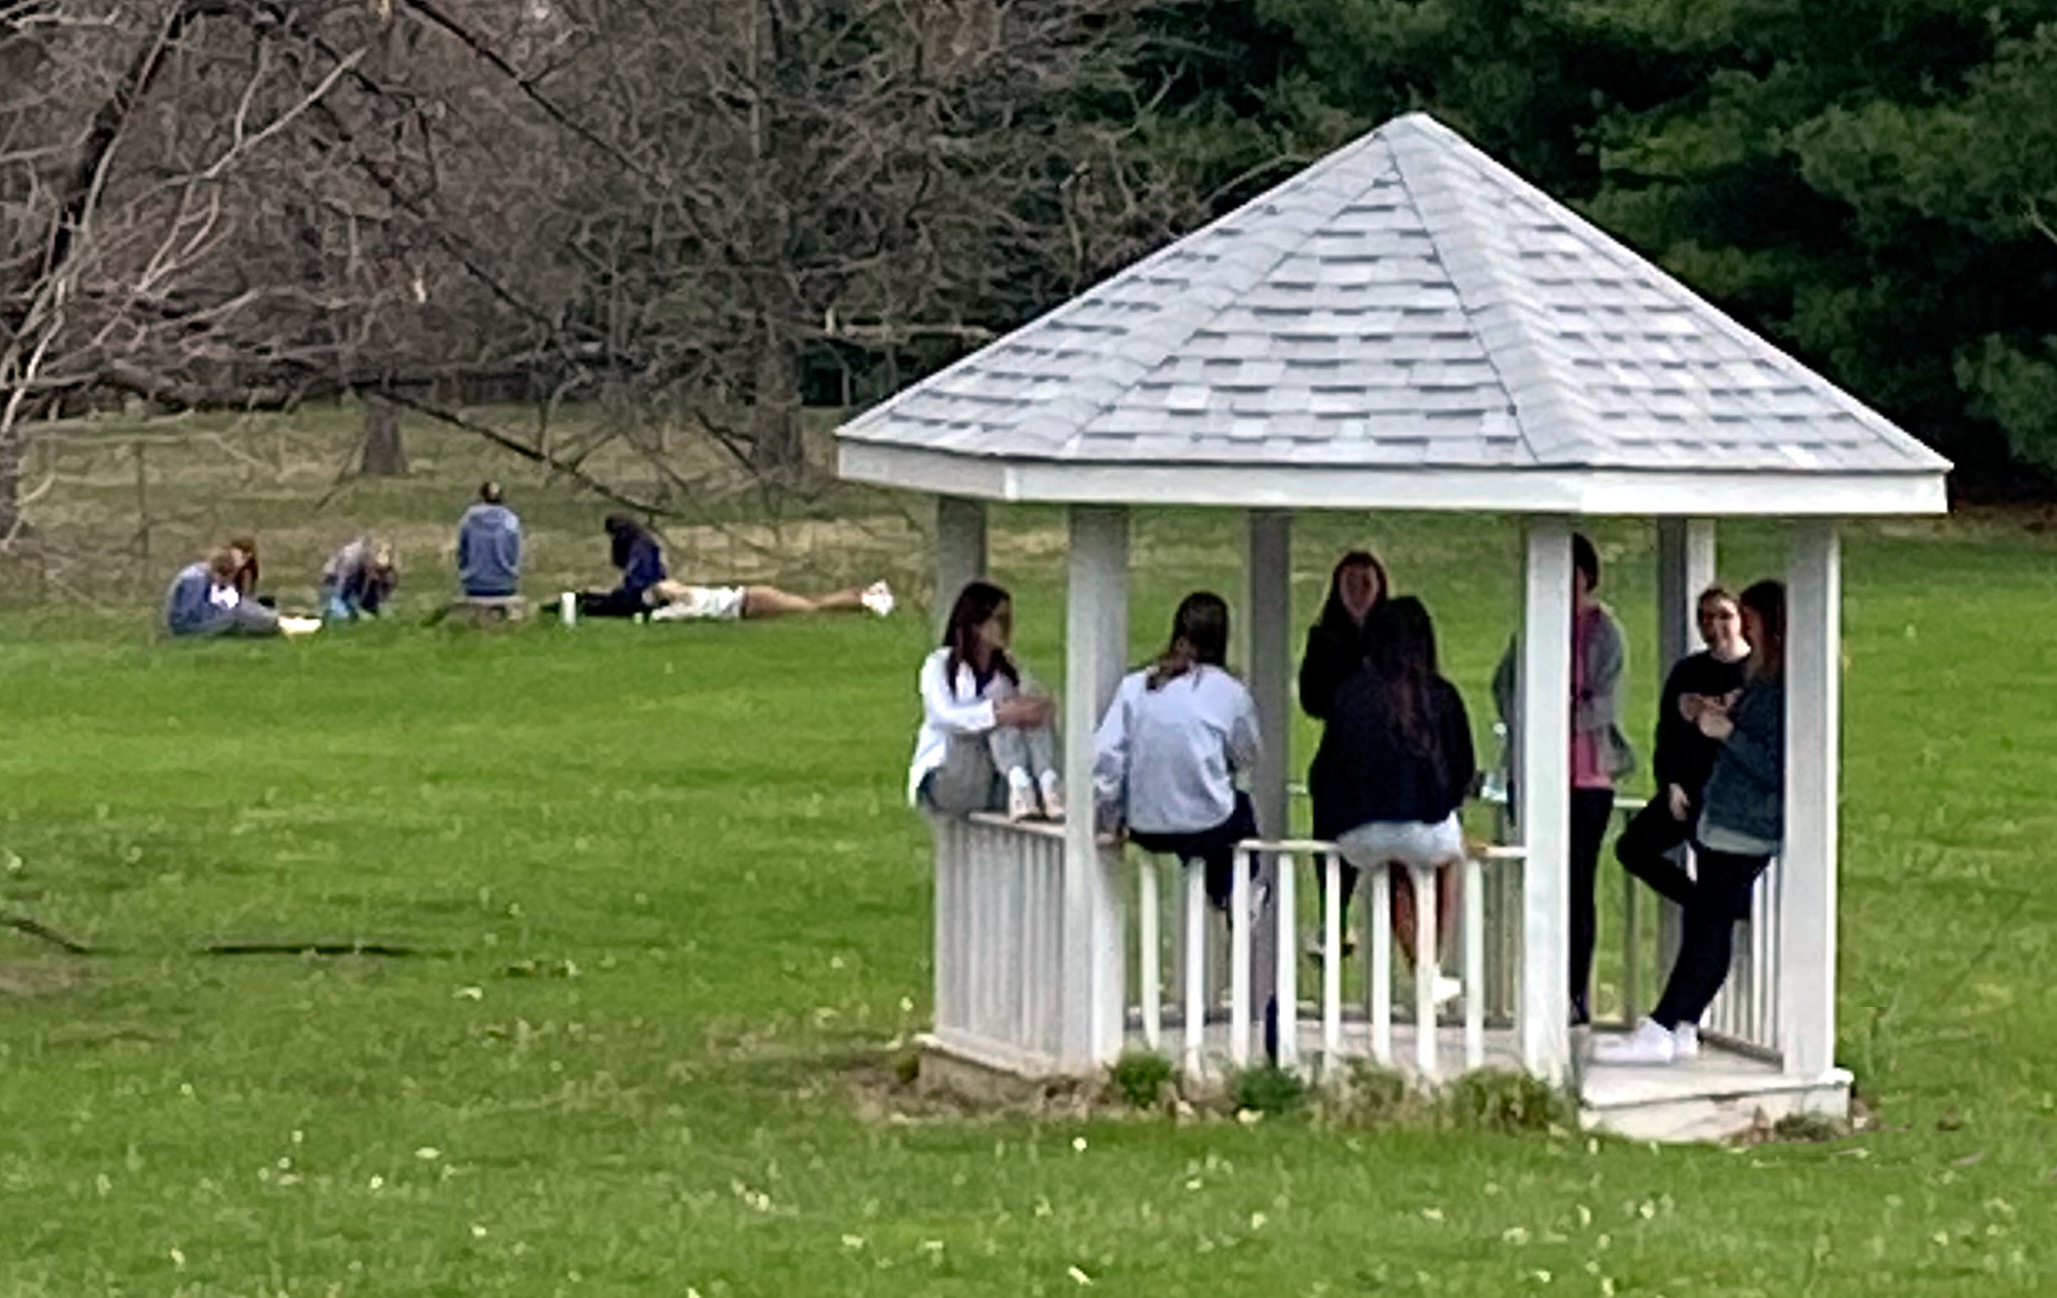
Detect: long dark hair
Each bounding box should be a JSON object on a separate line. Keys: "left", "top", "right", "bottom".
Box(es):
{"left": 1365, "top": 596, "right": 1442, "bottom": 766}
{"left": 1740, "top": 580, "right": 1786, "bottom": 680}
{"left": 1148, "top": 592, "right": 1230, "bottom": 691}
{"left": 942, "top": 580, "right": 1019, "bottom": 695}
{"left": 604, "top": 514, "right": 653, "bottom": 570}
{"left": 1316, "top": 549, "right": 1390, "bottom": 634}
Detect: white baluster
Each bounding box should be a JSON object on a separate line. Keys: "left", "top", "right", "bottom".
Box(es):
{"left": 1274, "top": 848, "right": 1298, "bottom": 1071}
{"left": 1622, "top": 866, "right": 1641, "bottom": 1027}
{"left": 1230, "top": 849, "right": 1251, "bottom": 1069}
{"left": 1465, "top": 855, "right": 1485, "bottom": 1072}
{"left": 1322, "top": 851, "right": 1342, "bottom": 1068}
{"left": 1139, "top": 856, "right": 1162, "bottom": 1052}
{"left": 1371, "top": 865, "right": 1393, "bottom": 1067}
{"left": 1184, "top": 859, "right": 1206, "bottom": 1080}
{"left": 1414, "top": 863, "right": 1439, "bottom": 1081}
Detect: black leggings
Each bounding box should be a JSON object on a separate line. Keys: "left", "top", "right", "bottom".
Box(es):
{"left": 1130, "top": 792, "right": 1258, "bottom": 911}
{"left": 1568, "top": 787, "right": 1616, "bottom": 1021}
{"left": 1613, "top": 797, "right": 1699, "bottom": 907}
{"left": 1652, "top": 846, "right": 1770, "bottom": 1029}
{"left": 577, "top": 588, "right": 648, "bottom": 618}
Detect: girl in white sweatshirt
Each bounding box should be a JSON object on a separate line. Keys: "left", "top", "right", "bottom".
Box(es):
{"left": 1093, "top": 591, "right": 1262, "bottom": 908}
{"left": 908, "top": 581, "right": 1063, "bottom": 821}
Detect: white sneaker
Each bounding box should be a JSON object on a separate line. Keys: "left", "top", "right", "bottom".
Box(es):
{"left": 1431, "top": 974, "right": 1464, "bottom": 1007}
{"left": 1592, "top": 1017, "right": 1680, "bottom": 1067}
{"left": 861, "top": 581, "right": 895, "bottom": 618}
{"left": 1037, "top": 772, "right": 1065, "bottom": 821}
{"left": 1006, "top": 780, "right": 1038, "bottom": 823}
{"left": 1672, "top": 1023, "right": 1700, "bottom": 1061}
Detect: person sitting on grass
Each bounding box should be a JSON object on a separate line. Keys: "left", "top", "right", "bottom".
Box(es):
{"left": 1093, "top": 591, "right": 1262, "bottom": 912}
{"left": 318, "top": 536, "right": 399, "bottom": 621}
{"left": 1310, "top": 596, "right": 1474, "bottom": 1005}
{"left": 164, "top": 548, "right": 320, "bottom": 638}
{"left": 224, "top": 533, "right": 272, "bottom": 608}
{"left": 1596, "top": 579, "right": 1787, "bottom": 1067}
{"left": 908, "top": 581, "right": 1063, "bottom": 821}
{"left": 578, "top": 513, "right": 896, "bottom": 623}
{"left": 456, "top": 481, "right": 523, "bottom": 601}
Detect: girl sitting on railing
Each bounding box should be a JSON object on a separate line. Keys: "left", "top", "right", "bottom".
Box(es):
{"left": 908, "top": 581, "right": 1063, "bottom": 822}
{"left": 1297, "top": 548, "right": 1391, "bottom": 951}
{"left": 1092, "top": 592, "right": 1262, "bottom": 911}
{"left": 1597, "top": 579, "right": 1786, "bottom": 1067}
{"left": 1310, "top": 596, "right": 1475, "bottom": 1005}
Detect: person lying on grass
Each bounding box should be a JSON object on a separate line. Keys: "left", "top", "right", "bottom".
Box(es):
{"left": 163, "top": 548, "right": 320, "bottom": 638}
{"left": 571, "top": 513, "right": 896, "bottom": 623}
{"left": 908, "top": 580, "right": 1063, "bottom": 822}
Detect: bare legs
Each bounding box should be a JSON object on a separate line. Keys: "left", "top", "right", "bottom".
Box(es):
{"left": 740, "top": 585, "right": 867, "bottom": 618}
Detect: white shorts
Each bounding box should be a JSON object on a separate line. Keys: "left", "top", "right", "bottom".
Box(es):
{"left": 1335, "top": 814, "right": 1465, "bottom": 872}
{"left": 649, "top": 585, "right": 746, "bottom": 622}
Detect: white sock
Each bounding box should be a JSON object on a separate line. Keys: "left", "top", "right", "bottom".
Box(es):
{"left": 1007, "top": 767, "right": 1034, "bottom": 792}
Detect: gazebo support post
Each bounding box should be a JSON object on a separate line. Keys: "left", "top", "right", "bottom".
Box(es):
{"left": 1519, "top": 519, "right": 1574, "bottom": 1083}
{"left": 1645, "top": 519, "right": 1717, "bottom": 998}
{"left": 1244, "top": 510, "right": 1294, "bottom": 1053}
{"left": 934, "top": 496, "right": 988, "bottom": 637}
{"left": 1062, "top": 504, "right": 1130, "bottom": 1069}
{"left": 1781, "top": 521, "right": 1840, "bottom": 1079}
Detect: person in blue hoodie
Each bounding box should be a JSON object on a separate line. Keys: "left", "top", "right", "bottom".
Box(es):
{"left": 163, "top": 549, "right": 319, "bottom": 638}
{"left": 456, "top": 481, "right": 523, "bottom": 599}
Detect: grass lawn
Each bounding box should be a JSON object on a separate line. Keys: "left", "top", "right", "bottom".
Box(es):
{"left": 3, "top": 499, "right": 2055, "bottom": 1296}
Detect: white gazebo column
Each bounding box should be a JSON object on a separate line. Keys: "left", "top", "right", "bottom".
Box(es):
{"left": 1650, "top": 519, "right": 1716, "bottom": 979}
{"left": 1244, "top": 510, "right": 1293, "bottom": 1056}
{"left": 1655, "top": 518, "right": 1717, "bottom": 678}
{"left": 933, "top": 496, "right": 988, "bottom": 637}
{"left": 1519, "top": 519, "right": 1574, "bottom": 1083}
{"left": 1780, "top": 521, "right": 1840, "bottom": 1078}
{"left": 1061, "top": 504, "right": 1130, "bottom": 1069}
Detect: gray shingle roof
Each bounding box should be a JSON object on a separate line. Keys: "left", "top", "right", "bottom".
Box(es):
{"left": 837, "top": 113, "right": 1948, "bottom": 478}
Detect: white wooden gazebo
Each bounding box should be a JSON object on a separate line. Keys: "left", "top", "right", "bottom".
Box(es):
{"left": 837, "top": 114, "right": 1949, "bottom": 1140}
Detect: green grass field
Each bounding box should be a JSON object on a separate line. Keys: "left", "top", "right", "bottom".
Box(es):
{"left": 3, "top": 440, "right": 2056, "bottom": 1294}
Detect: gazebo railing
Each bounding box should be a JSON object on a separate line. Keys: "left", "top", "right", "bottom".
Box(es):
{"left": 930, "top": 813, "right": 1071, "bottom": 1072}
{"left": 1126, "top": 838, "right": 1526, "bottom": 1082}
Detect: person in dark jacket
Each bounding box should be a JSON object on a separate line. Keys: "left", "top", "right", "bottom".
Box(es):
{"left": 1597, "top": 579, "right": 1786, "bottom": 1066}
{"left": 1299, "top": 549, "right": 1389, "bottom": 947}
{"left": 1613, "top": 586, "right": 1749, "bottom": 905}
{"left": 1311, "top": 597, "right": 1475, "bottom": 1000}
{"left": 575, "top": 515, "right": 668, "bottom": 618}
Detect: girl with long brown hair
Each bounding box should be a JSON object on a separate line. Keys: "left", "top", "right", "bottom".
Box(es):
{"left": 908, "top": 581, "right": 1062, "bottom": 821}
{"left": 1310, "top": 596, "right": 1475, "bottom": 1001}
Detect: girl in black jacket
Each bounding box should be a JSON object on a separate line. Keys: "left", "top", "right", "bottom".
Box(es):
{"left": 1298, "top": 549, "right": 1389, "bottom": 947}
{"left": 1309, "top": 597, "right": 1476, "bottom": 996}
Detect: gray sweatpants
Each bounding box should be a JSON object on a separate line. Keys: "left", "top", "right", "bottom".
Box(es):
{"left": 921, "top": 724, "right": 1060, "bottom": 815}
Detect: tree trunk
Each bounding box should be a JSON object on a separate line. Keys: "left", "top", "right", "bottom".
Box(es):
{"left": 359, "top": 395, "right": 408, "bottom": 476}
{"left": 0, "top": 420, "right": 21, "bottom": 543}
{"left": 748, "top": 331, "right": 804, "bottom": 482}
